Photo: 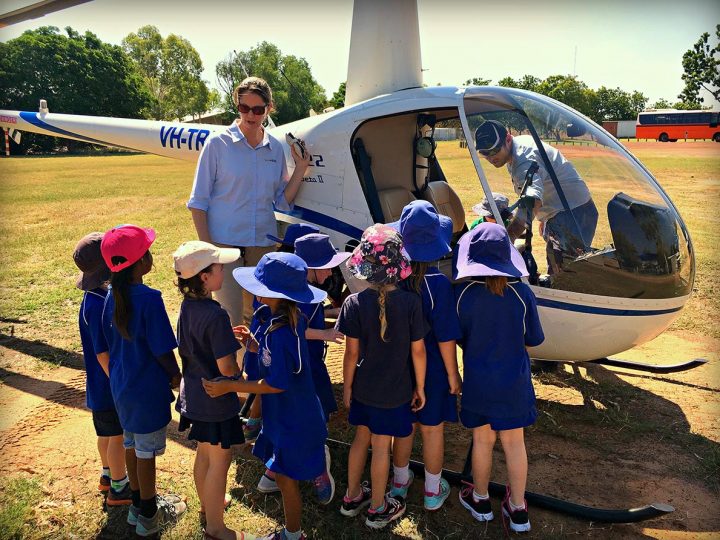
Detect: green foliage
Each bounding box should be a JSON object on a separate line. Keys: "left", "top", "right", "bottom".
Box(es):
{"left": 122, "top": 25, "right": 210, "bottom": 121}
{"left": 591, "top": 86, "right": 648, "bottom": 122}
{"left": 464, "top": 76, "right": 491, "bottom": 86}
{"left": 679, "top": 24, "right": 720, "bottom": 105}
{"left": 0, "top": 476, "right": 42, "bottom": 538}
{"left": 330, "top": 81, "right": 346, "bottom": 109}
{"left": 215, "top": 41, "right": 327, "bottom": 125}
{"left": 0, "top": 26, "right": 152, "bottom": 153}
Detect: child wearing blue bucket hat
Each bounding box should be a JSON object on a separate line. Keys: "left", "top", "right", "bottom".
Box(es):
{"left": 453, "top": 223, "right": 545, "bottom": 533}
{"left": 387, "top": 200, "right": 462, "bottom": 512}
{"left": 337, "top": 224, "right": 428, "bottom": 530}
{"left": 202, "top": 252, "right": 330, "bottom": 540}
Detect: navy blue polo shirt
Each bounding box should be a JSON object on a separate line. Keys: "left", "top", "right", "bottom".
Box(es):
{"left": 78, "top": 289, "right": 114, "bottom": 412}
{"left": 102, "top": 284, "right": 178, "bottom": 434}
{"left": 454, "top": 280, "right": 545, "bottom": 419}
{"left": 253, "top": 315, "right": 327, "bottom": 450}
{"left": 176, "top": 297, "right": 241, "bottom": 422}
{"left": 337, "top": 288, "right": 428, "bottom": 408}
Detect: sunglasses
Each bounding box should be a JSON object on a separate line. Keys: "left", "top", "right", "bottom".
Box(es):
{"left": 238, "top": 103, "right": 267, "bottom": 115}
{"left": 479, "top": 145, "right": 504, "bottom": 158}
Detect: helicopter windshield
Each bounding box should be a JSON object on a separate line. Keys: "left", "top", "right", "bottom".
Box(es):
{"left": 452, "top": 87, "right": 694, "bottom": 300}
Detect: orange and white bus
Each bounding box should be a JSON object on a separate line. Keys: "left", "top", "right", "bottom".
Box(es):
{"left": 636, "top": 109, "right": 720, "bottom": 142}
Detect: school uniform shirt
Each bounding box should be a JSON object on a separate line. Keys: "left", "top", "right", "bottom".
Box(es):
{"left": 78, "top": 288, "right": 114, "bottom": 412}
{"left": 454, "top": 279, "right": 545, "bottom": 420}
{"left": 102, "top": 284, "right": 178, "bottom": 434}
{"left": 509, "top": 135, "right": 592, "bottom": 222}
{"left": 187, "top": 122, "right": 292, "bottom": 248}
{"left": 400, "top": 269, "right": 462, "bottom": 424}
{"left": 253, "top": 316, "right": 327, "bottom": 451}
{"left": 243, "top": 300, "right": 268, "bottom": 381}
{"left": 299, "top": 301, "right": 338, "bottom": 420}
{"left": 336, "top": 288, "right": 428, "bottom": 409}
{"left": 176, "top": 297, "right": 241, "bottom": 422}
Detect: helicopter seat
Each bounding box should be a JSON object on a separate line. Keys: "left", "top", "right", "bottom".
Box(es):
{"left": 419, "top": 181, "right": 466, "bottom": 234}
{"left": 378, "top": 187, "right": 417, "bottom": 223}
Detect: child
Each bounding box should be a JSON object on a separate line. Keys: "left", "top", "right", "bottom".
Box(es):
{"left": 100, "top": 225, "right": 187, "bottom": 537}
{"left": 203, "top": 252, "right": 330, "bottom": 540}
{"left": 266, "top": 223, "right": 320, "bottom": 253}
{"left": 337, "top": 224, "right": 428, "bottom": 530}
{"left": 73, "top": 232, "right": 131, "bottom": 506}
{"left": 388, "top": 201, "right": 462, "bottom": 511}
{"left": 173, "top": 241, "right": 248, "bottom": 540}
{"left": 470, "top": 192, "right": 512, "bottom": 229}
{"left": 453, "top": 223, "right": 545, "bottom": 533}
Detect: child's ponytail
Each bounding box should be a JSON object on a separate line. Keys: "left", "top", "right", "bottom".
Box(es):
{"left": 378, "top": 284, "right": 390, "bottom": 342}
{"left": 406, "top": 261, "right": 428, "bottom": 294}
{"left": 485, "top": 276, "right": 508, "bottom": 296}
{"left": 109, "top": 258, "right": 134, "bottom": 340}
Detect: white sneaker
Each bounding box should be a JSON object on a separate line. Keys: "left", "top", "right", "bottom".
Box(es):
{"left": 257, "top": 471, "right": 280, "bottom": 493}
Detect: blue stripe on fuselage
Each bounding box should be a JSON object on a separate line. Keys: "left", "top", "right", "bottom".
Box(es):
{"left": 19, "top": 112, "right": 136, "bottom": 149}
{"left": 275, "top": 205, "right": 364, "bottom": 240}
{"left": 536, "top": 298, "right": 682, "bottom": 317}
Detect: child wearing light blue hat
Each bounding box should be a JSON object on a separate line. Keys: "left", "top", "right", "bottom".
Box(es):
{"left": 388, "top": 200, "right": 462, "bottom": 511}
{"left": 202, "top": 253, "right": 330, "bottom": 540}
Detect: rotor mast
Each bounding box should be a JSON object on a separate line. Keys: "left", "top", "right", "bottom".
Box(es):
{"left": 344, "top": 0, "right": 423, "bottom": 106}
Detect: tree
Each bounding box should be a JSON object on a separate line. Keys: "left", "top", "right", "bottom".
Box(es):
{"left": 498, "top": 75, "right": 541, "bottom": 92}
{"left": 591, "top": 86, "right": 647, "bottom": 122}
{"left": 123, "top": 25, "right": 211, "bottom": 120}
{"left": 679, "top": 24, "right": 720, "bottom": 105}
{"left": 0, "top": 26, "right": 152, "bottom": 153}
{"left": 215, "top": 41, "right": 327, "bottom": 125}
{"left": 464, "top": 77, "right": 491, "bottom": 86}
{"left": 329, "top": 81, "right": 346, "bottom": 109}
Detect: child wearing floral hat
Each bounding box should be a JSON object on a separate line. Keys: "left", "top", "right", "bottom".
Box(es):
{"left": 336, "top": 224, "right": 428, "bottom": 530}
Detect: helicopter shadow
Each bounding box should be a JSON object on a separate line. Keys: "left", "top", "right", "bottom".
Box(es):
{"left": 530, "top": 361, "right": 719, "bottom": 536}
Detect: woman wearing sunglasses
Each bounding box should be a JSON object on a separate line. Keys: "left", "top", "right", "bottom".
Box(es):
{"left": 188, "top": 77, "right": 312, "bottom": 326}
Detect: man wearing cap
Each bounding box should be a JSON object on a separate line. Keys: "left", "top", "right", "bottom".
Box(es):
{"left": 474, "top": 120, "right": 598, "bottom": 274}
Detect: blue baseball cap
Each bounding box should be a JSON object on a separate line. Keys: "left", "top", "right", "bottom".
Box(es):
{"left": 454, "top": 222, "right": 528, "bottom": 279}
{"left": 475, "top": 120, "right": 508, "bottom": 153}
{"left": 294, "top": 233, "right": 351, "bottom": 269}
{"left": 233, "top": 252, "right": 327, "bottom": 303}
{"left": 266, "top": 223, "right": 320, "bottom": 246}
{"left": 388, "top": 200, "right": 452, "bottom": 262}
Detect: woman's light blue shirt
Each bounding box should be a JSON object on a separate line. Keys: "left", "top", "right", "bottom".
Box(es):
{"left": 188, "top": 122, "right": 292, "bottom": 247}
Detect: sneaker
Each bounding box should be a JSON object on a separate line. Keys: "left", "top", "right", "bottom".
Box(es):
{"left": 424, "top": 477, "right": 450, "bottom": 511}
{"left": 365, "top": 496, "right": 406, "bottom": 530}
{"left": 501, "top": 489, "right": 530, "bottom": 533}
{"left": 459, "top": 482, "right": 494, "bottom": 522}
{"left": 340, "top": 481, "right": 372, "bottom": 517}
{"left": 127, "top": 504, "right": 140, "bottom": 527}
{"left": 106, "top": 483, "right": 133, "bottom": 506}
{"left": 257, "top": 530, "right": 306, "bottom": 540}
{"left": 243, "top": 420, "right": 262, "bottom": 442}
{"left": 389, "top": 469, "right": 414, "bottom": 499}
{"left": 257, "top": 471, "right": 280, "bottom": 493}
{"left": 313, "top": 445, "right": 335, "bottom": 505}
{"left": 98, "top": 474, "right": 111, "bottom": 492}
{"left": 135, "top": 494, "right": 187, "bottom": 537}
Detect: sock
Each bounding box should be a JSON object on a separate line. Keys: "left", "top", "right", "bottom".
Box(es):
{"left": 131, "top": 489, "right": 141, "bottom": 507}
{"left": 140, "top": 496, "right": 157, "bottom": 518}
{"left": 371, "top": 501, "right": 386, "bottom": 513}
{"left": 472, "top": 490, "right": 489, "bottom": 503}
{"left": 393, "top": 464, "right": 409, "bottom": 486}
{"left": 110, "top": 476, "right": 129, "bottom": 493}
{"left": 101, "top": 467, "right": 111, "bottom": 479}
{"left": 247, "top": 417, "right": 262, "bottom": 427}
{"left": 283, "top": 529, "right": 303, "bottom": 540}
{"left": 509, "top": 498, "right": 526, "bottom": 511}
{"left": 265, "top": 469, "right": 275, "bottom": 480}
{"left": 424, "top": 470, "right": 441, "bottom": 495}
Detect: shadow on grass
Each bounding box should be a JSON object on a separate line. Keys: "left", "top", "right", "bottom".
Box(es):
{"left": 0, "top": 332, "right": 84, "bottom": 369}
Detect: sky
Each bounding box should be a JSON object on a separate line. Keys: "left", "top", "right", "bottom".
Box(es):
{"left": 1, "top": 0, "right": 719, "bottom": 107}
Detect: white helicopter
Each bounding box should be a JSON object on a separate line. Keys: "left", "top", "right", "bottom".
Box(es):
{"left": 0, "top": 0, "right": 698, "bottom": 370}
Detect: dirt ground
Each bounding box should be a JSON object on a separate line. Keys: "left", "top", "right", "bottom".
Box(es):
{"left": 1, "top": 327, "right": 717, "bottom": 539}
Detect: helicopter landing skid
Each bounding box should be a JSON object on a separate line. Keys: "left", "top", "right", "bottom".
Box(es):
{"left": 589, "top": 357, "right": 707, "bottom": 374}
{"left": 325, "top": 437, "right": 674, "bottom": 524}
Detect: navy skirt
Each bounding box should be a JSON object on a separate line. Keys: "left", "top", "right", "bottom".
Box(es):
{"left": 252, "top": 432, "right": 326, "bottom": 481}
{"left": 415, "top": 374, "right": 458, "bottom": 426}
{"left": 459, "top": 406, "right": 537, "bottom": 431}
{"left": 178, "top": 415, "right": 245, "bottom": 449}
{"left": 348, "top": 400, "right": 414, "bottom": 437}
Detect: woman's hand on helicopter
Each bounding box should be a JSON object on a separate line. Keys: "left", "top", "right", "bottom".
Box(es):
{"left": 290, "top": 140, "right": 312, "bottom": 171}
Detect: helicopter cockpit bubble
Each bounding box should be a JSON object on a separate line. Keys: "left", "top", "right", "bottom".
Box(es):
{"left": 459, "top": 87, "right": 694, "bottom": 300}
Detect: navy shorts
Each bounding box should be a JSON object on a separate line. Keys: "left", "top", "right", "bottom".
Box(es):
{"left": 459, "top": 407, "right": 537, "bottom": 431}
{"left": 92, "top": 409, "right": 123, "bottom": 437}
{"left": 178, "top": 415, "right": 245, "bottom": 449}
{"left": 252, "top": 432, "right": 326, "bottom": 481}
{"left": 348, "top": 400, "right": 414, "bottom": 437}
{"left": 415, "top": 376, "right": 458, "bottom": 426}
